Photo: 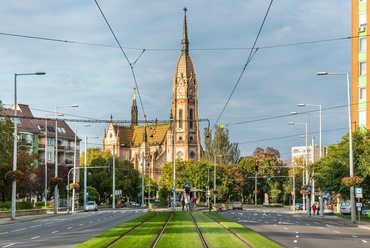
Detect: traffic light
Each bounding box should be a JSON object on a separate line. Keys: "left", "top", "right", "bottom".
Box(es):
{"left": 268, "top": 174, "right": 271, "bottom": 180}
{"left": 255, "top": 161, "right": 259, "bottom": 171}
{"left": 244, "top": 175, "right": 248, "bottom": 183}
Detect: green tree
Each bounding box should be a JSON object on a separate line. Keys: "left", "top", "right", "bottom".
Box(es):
{"left": 310, "top": 129, "right": 370, "bottom": 201}
{"left": 0, "top": 101, "right": 38, "bottom": 201}
{"left": 202, "top": 125, "right": 240, "bottom": 164}
{"left": 86, "top": 186, "right": 100, "bottom": 201}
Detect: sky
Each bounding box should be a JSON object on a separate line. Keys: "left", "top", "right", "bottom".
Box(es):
{"left": 0, "top": 0, "right": 352, "bottom": 162}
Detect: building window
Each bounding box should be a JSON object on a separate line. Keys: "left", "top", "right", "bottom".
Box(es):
{"left": 360, "top": 62, "right": 366, "bottom": 76}
{"left": 179, "top": 109, "right": 183, "bottom": 129}
{"left": 64, "top": 140, "right": 68, "bottom": 147}
{"left": 359, "top": 111, "right": 367, "bottom": 125}
{"left": 47, "top": 138, "right": 52, "bottom": 146}
{"left": 190, "top": 151, "right": 195, "bottom": 158}
{"left": 359, "top": 87, "right": 367, "bottom": 101}
{"left": 189, "top": 109, "right": 193, "bottom": 129}
{"left": 47, "top": 152, "right": 52, "bottom": 160}
{"left": 47, "top": 126, "right": 55, "bottom": 132}
{"left": 360, "top": 37, "right": 367, "bottom": 52}
{"left": 57, "top": 127, "right": 66, "bottom": 133}
{"left": 359, "top": 12, "right": 367, "bottom": 27}
{"left": 37, "top": 125, "right": 45, "bottom": 131}
{"left": 11, "top": 117, "right": 21, "bottom": 124}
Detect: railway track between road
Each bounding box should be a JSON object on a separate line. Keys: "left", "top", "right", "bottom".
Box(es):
{"left": 106, "top": 211, "right": 159, "bottom": 248}
{"left": 190, "top": 211, "right": 209, "bottom": 248}
{"left": 204, "top": 212, "right": 253, "bottom": 248}
{"left": 151, "top": 212, "right": 173, "bottom": 247}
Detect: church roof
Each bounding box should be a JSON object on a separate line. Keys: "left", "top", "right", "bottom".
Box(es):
{"left": 175, "top": 54, "right": 195, "bottom": 79}
{"left": 113, "top": 125, "right": 134, "bottom": 147}
{"left": 131, "top": 123, "right": 169, "bottom": 147}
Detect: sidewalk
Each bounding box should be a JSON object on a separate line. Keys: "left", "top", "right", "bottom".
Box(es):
{"left": 291, "top": 209, "right": 370, "bottom": 230}
{"left": 0, "top": 211, "right": 72, "bottom": 226}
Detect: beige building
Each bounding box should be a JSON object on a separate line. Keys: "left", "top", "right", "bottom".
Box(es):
{"left": 103, "top": 9, "right": 202, "bottom": 181}
{"left": 291, "top": 145, "right": 327, "bottom": 164}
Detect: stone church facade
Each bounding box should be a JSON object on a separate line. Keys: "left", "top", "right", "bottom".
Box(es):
{"left": 103, "top": 9, "right": 201, "bottom": 181}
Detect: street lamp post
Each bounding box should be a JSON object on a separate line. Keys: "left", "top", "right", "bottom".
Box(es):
{"left": 317, "top": 71, "right": 355, "bottom": 223}
{"left": 214, "top": 155, "right": 222, "bottom": 207}
{"left": 84, "top": 136, "right": 99, "bottom": 211}
{"left": 298, "top": 103, "right": 322, "bottom": 206}
{"left": 44, "top": 114, "right": 62, "bottom": 211}
{"left": 289, "top": 121, "right": 309, "bottom": 213}
{"left": 11, "top": 72, "right": 45, "bottom": 220}
{"left": 72, "top": 124, "right": 90, "bottom": 213}
{"left": 54, "top": 104, "right": 78, "bottom": 214}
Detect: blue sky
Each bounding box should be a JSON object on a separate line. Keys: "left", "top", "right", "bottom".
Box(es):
{"left": 0, "top": 0, "right": 352, "bottom": 161}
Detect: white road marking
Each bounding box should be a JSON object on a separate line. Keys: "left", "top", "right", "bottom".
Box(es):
{"left": 0, "top": 232, "right": 9, "bottom": 235}
{"left": 352, "top": 235, "right": 357, "bottom": 238}
{"left": 283, "top": 227, "right": 289, "bottom": 230}
{"left": 333, "top": 231, "right": 340, "bottom": 234}
{"left": 30, "top": 224, "right": 42, "bottom": 228}
{"left": 79, "top": 224, "right": 84, "bottom": 226}
{"left": 30, "top": 236, "right": 40, "bottom": 240}
{"left": 326, "top": 224, "right": 334, "bottom": 227}
{"left": 89, "top": 221, "right": 93, "bottom": 223}
{"left": 97, "top": 219, "right": 101, "bottom": 221}
{"left": 305, "top": 224, "right": 310, "bottom": 226}
{"left": 362, "top": 240, "right": 368, "bottom": 243}
{"left": 295, "top": 231, "right": 299, "bottom": 234}
{"left": 296, "top": 235, "right": 299, "bottom": 238}
{"left": 314, "top": 222, "right": 320, "bottom": 224}
{"left": 11, "top": 228, "right": 27, "bottom": 232}
{"left": 294, "top": 240, "right": 297, "bottom": 243}
{"left": 51, "top": 231, "right": 59, "bottom": 234}
{"left": 3, "top": 243, "right": 15, "bottom": 248}
{"left": 318, "top": 227, "right": 324, "bottom": 229}
{"left": 67, "top": 227, "right": 73, "bottom": 229}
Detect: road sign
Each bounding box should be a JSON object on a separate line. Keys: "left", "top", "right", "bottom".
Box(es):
{"left": 185, "top": 182, "right": 190, "bottom": 188}
{"left": 207, "top": 190, "right": 210, "bottom": 195}
{"left": 86, "top": 192, "right": 89, "bottom": 196}
{"left": 172, "top": 187, "right": 175, "bottom": 192}
{"left": 356, "top": 187, "right": 363, "bottom": 198}
{"left": 356, "top": 202, "right": 363, "bottom": 207}
{"left": 306, "top": 185, "right": 312, "bottom": 192}
{"left": 291, "top": 191, "right": 295, "bottom": 196}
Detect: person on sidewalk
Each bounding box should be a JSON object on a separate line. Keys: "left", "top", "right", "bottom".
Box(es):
{"left": 181, "top": 197, "right": 185, "bottom": 211}
{"left": 317, "top": 203, "right": 320, "bottom": 215}
{"left": 312, "top": 204, "right": 316, "bottom": 215}
{"left": 209, "top": 200, "right": 213, "bottom": 212}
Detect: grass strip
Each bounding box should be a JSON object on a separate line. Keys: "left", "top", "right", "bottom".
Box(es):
{"left": 155, "top": 212, "right": 203, "bottom": 248}
{"left": 111, "top": 212, "right": 171, "bottom": 248}
{"left": 75, "top": 211, "right": 156, "bottom": 248}
{"left": 192, "top": 211, "right": 246, "bottom": 248}
{"left": 205, "top": 212, "right": 284, "bottom": 248}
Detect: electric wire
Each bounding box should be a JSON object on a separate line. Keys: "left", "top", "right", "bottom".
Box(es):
{"left": 212, "top": 0, "right": 274, "bottom": 130}
{"left": 94, "top": 0, "right": 146, "bottom": 117}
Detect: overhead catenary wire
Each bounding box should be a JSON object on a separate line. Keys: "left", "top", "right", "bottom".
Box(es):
{"left": 94, "top": 0, "right": 146, "bottom": 117}
{"left": 212, "top": 0, "right": 274, "bottom": 130}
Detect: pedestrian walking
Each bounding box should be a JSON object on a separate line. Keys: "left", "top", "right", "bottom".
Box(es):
{"left": 209, "top": 200, "right": 213, "bottom": 212}
{"left": 182, "top": 197, "right": 185, "bottom": 211}
{"left": 312, "top": 204, "right": 316, "bottom": 215}
{"left": 317, "top": 204, "right": 320, "bottom": 215}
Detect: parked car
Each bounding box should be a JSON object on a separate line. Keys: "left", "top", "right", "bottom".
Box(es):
{"left": 340, "top": 200, "right": 351, "bottom": 215}
{"left": 232, "top": 201, "right": 243, "bottom": 210}
{"left": 125, "top": 201, "right": 139, "bottom": 207}
{"left": 85, "top": 201, "right": 98, "bottom": 212}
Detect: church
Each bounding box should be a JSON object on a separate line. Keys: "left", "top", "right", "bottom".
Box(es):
{"left": 103, "top": 9, "right": 202, "bottom": 181}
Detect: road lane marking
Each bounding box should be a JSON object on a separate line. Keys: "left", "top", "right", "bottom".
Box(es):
{"left": 11, "top": 228, "right": 27, "bottom": 232}
{"left": 295, "top": 231, "right": 299, "bottom": 234}
{"left": 51, "top": 231, "right": 59, "bottom": 234}
{"left": 294, "top": 240, "right": 297, "bottom": 243}
{"left": 30, "top": 236, "right": 40, "bottom": 240}
{"left": 352, "top": 235, "right": 357, "bottom": 238}
{"left": 362, "top": 240, "right": 368, "bottom": 243}
{"left": 296, "top": 235, "right": 299, "bottom": 238}
{"left": 283, "top": 227, "right": 289, "bottom": 230}
{"left": 67, "top": 227, "right": 73, "bottom": 229}
{"left": 89, "top": 221, "right": 93, "bottom": 223}
{"left": 333, "top": 231, "right": 340, "bottom": 234}
{"left": 79, "top": 224, "right": 84, "bottom": 226}
{"left": 3, "top": 243, "right": 15, "bottom": 248}
{"left": 0, "top": 232, "right": 9, "bottom": 235}
{"left": 30, "top": 224, "right": 42, "bottom": 228}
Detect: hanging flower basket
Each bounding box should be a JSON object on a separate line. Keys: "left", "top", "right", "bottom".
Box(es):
{"left": 4, "top": 170, "right": 24, "bottom": 181}
{"left": 50, "top": 177, "right": 63, "bottom": 187}
{"left": 301, "top": 184, "right": 308, "bottom": 190}
{"left": 70, "top": 183, "right": 80, "bottom": 190}
{"left": 341, "top": 176, "right": 363, "bottom": 187}
{"left": 300, "top": 190, "right": 306, "bottom": 194}
{"left": 253, "top": 190, "right": 259, "bottom": 194}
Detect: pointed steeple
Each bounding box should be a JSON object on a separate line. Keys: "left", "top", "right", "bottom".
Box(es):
{"left": 131, "top": 88, "right": 138, "bottom": 129}
{"left": 142, "top": 115, "right": 147, "bottom": 143}
{"left": 181, "top": 7, "right": 189, "bottom": 55}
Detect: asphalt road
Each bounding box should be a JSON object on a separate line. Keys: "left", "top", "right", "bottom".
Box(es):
{"left": 219, "top": 207, "right": 370, "bottom": 248}
{"left": 0, "top": 209, "right": 147, "bottom": 248}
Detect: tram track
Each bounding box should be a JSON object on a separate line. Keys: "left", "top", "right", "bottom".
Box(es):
{"left": 203, "top": 212, "right": 252, "bottom": 248}
{"left": 152, "top": 212, "right": 173, "bottom": 248}
{"left": 190, "top": 211, "right": 209, "bottom": 248}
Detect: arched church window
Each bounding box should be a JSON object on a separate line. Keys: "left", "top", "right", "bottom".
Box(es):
{"left": 179, "top": 109, "right": 183, "bottom": 129}
{"left": 190, "top": 151, "right": 195, "bottom": 158}
{"left": 189, "top": 109, "right": 193, "bottom": 129}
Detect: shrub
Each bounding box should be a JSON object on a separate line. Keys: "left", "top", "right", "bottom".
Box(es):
{"left": 0, "top": 201, "right": 34, "bottom": 210}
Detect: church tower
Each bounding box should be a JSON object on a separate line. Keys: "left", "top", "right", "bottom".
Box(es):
{"left": 167, "top": 8, "right": 201, "bottom": 162}
{"left": 131, "top": 88, "right": 138, "bottom": 129}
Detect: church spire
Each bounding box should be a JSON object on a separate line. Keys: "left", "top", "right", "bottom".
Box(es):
{"left": 131, "top": 88, "right": 138, "bottom": 129}
{"left": 181, "top": 7, "right": 189, "bottom": 55}
{"left": 142, "top": 115, "right": 147, "bottom": 143}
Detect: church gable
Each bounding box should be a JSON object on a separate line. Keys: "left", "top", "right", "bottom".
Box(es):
{"left": 131, "top": 123, "right": 169, "bottom": 147}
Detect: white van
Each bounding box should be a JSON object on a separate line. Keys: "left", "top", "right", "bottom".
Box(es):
{"left": 340, "top": 200, "right": 351, "bottom": 215}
